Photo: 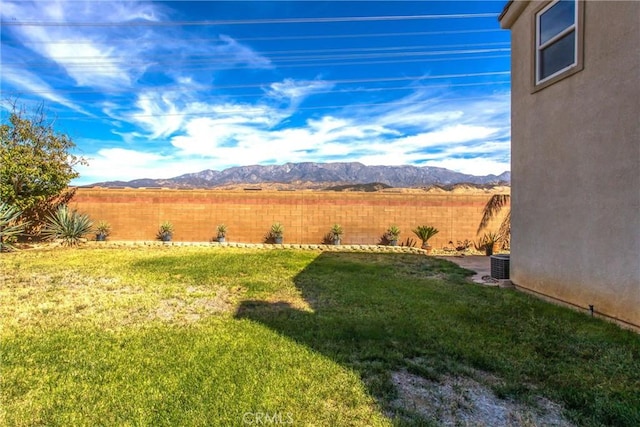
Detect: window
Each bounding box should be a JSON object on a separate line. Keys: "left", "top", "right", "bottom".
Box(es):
{"left": 535, "top": 0, "right": 582, "bottom": 86}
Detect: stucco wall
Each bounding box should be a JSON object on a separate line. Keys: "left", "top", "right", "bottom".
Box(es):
{"left": 502, "top": 1, "right": 640, "bottom": 328}
{"left": 69, "top": 188, "right": 508, "bottom": 248}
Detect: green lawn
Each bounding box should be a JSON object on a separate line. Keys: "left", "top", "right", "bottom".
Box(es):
{"left": 1, "top": 246, "right": 638, "bottom": 426}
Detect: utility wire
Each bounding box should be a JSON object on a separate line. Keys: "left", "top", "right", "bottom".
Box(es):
{"left": 4, "top": 48, "right": 510, "bottom": 70}
{"left": 5, "top": 80, "right": 511, "bottom": 102}
{"left": 1, "top": 13, "right": 498, "bottom": 27}
{"left": 0, "top": 28, "right": 503, "bottom": 45}
{"left": 6, "top": 41, "right": 510, "bottom": 64}
{"left": 53, "top": 93, "right": 511, "bottom": 121}
{"left": 2, "top": 71, "right": 510, "bottom": 96}
{"left": 2, "top": 55, "right": 511, "bottom": 78}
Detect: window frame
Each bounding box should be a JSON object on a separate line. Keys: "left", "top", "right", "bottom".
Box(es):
{"left": 532, "top": 0, "right": 584, "bottom": 91}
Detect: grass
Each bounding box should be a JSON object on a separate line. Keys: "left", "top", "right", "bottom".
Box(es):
{"left": 1, "top": 246, "right": 639, "bottom": 426}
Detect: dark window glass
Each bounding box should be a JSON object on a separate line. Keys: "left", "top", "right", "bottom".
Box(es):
{"left": 540, "top": 0, "right": 575, "bottom": 44}
{"left": 540, "top": 31, "right": 576, "bottom": 79}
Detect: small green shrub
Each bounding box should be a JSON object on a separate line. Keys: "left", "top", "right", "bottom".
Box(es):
{"left": 95, "top": 220, "right": 111, "bottom": 237}
{"left": 386, "top": 225, "right": 401, "bottom": 240}
{"left": 42, "top": 205, "right": 93, "bottom": 246}
{"left": 412, "top": 225, "right": 439, "bottom": 249}
{"left": 270, "top": 222, "right": 284, "bottom": 238}
{"left": 216, "top": 224, "right": 228, "bottom": 238}
{"left": 158, "top": 221, "right": 174, "bottom": 241}
{"left": 330, "top": 224, "right": 343, "bottom": 239}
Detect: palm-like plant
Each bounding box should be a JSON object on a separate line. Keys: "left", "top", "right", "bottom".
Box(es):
{"left": 386, "top": 225, "right": 401, "bottom": 240}
{"left": 270, "top": 222, "right": 284, "bottom": 243}
{"left": 412, "top": 225, "right": 439, "bottom": 249}
{"left": 95, "top": 220, "right": 111, "bottom": 241}
{"left": 0, "top": 202, "right": 27, "bottom": 251}
{"left": 270, "top": 222, "right": 284, "bottom": 238}
{"left": 477, "top": 194, "right": 510, "bottom": 248}
{"left": 42, "top": 205, "right": 93, "bottom": 246}
{"left": 385, "top": 225, "right": 401, "bottom": 246}
{"left": 158, "top": 221, "right": 174, "bottom": 241}
{"left": 329, "top": 224, "right": 343, "bottom": 240}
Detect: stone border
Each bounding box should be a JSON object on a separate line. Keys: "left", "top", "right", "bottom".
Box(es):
{"left": 85, "top": 240, "right": 430, "bottom": 254}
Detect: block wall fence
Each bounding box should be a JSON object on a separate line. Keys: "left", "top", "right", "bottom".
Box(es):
{"left": 70, "top": 188, "right": 509, "bottom": 247}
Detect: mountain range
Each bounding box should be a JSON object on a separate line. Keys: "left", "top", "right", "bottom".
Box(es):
{"left": 90, "top": 162, "right": 510, "bottom": 189}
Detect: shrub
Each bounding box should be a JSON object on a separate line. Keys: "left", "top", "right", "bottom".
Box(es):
{"left": 412, "top": 225, "right": 439, "bottom": 249}
{"left": 270, "top": 222, "right": 284, "bottom": 238}
{"left": 158, "top": 221, "right": 174, "bottom": 241}
{"left": 386, "top": 225, "right": 401, "bottom": 240}
{"left": 41, "top": 205, "right": 93, "bottom": 246}
{"left": 329, "top": 224, "right": 343, "bottom": 239}
{"left": 95, "top": 220, "right": 111, "bottom": 238}
{"left": 0, "top": 202, "right": 27, "bottom": 251}
{"left": 216, "top": 224, "right": 228, "bottom": 238}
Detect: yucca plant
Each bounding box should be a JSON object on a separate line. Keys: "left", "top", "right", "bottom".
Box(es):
{"left": 0, "top": 202, "right": 27, "bottom": 251}
{"left": 412, "top": 225, "right": 439, "bottom": 251}
{"left": 480, "top": 232, "right": 502, "bottom": 256}
{"left": 270, "top": 222, "right": 284, "bottom": 244}
{"left": 216, "top": 224, "right": 228, "bottom": 242}
{"left": 385, "top": 225, "right": 401, "bottom": 245}
{"left": 216, "top": 224, "right": 227, "bottom": 237}
{"left": 329, "top": 224, "right": 343, "bottom": 245}
{"left": 42, "top": 205, "right": 93, "bottom": 246}
{"left": 95, "top": 220, "right": 111, "bottom": 241}
{"left": 158, "top": 221, "right": 174, "bottom": 242}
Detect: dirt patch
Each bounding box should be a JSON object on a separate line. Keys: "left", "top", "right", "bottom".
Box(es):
{"left": 150, "top": 287, "right": 234, "bottom": 324}
{"left": 390, "top": 370, "right": 575, "bottom": 426}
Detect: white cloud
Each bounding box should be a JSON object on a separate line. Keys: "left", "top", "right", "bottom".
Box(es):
{"left": 0, "top": 64, "right": 90, "bottom": 114}
{"left": 266, "top": 78, "right": 333, "bottom": 102}
{"left": 1, "top": 0, "right": 164, "bottom": 90}
{"left": 81, "top": 87, "right": 510, "bottom": 183}
{"left": 76, "top": 147, "right": 214, "bottom": 183}
{"left": 218, "top": 35, "right": 273, "bottom": 69}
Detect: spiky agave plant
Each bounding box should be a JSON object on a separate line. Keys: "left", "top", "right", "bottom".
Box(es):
{"left": 0, "top": 202, "right": 27, "bottom": 251}
{"left": 42, "top": 205, "right": 93, "bottom": 246}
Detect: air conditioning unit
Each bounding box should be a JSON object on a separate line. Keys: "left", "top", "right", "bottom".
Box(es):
{"left": 490, "top": 254, "right": 510, "bottom": 280}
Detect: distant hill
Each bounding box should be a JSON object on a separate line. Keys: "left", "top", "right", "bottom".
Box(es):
{"left": 90, "top": 162, "right": 510, "bottom": 189}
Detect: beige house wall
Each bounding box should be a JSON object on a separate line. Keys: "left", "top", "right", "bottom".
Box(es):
{"left": 501, "top": 1, "right": 640, "bottom": 328}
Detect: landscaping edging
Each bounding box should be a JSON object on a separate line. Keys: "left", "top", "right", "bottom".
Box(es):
{"left": 85, "top": 240, "right": 430, "bottom": 254}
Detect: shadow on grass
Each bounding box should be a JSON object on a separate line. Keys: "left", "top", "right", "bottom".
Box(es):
{"left": 233, "top": 252, "right": 489, "bottom": 420}
{"left": 234, "top": 252, "right": 640, "bottom": 426}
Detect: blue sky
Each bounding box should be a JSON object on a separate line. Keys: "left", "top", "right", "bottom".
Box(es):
{"left": 1, "top": 0, "right": 511, "bottom": 185}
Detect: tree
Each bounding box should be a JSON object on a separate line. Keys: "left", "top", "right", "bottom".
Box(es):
{"left": 0, "top": 103, "right": 87, "bottom": 235}
{"left": 477, "top": 194, "right": 511, "bottom": 248}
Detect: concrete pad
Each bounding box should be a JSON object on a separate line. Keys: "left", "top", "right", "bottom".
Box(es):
{"left": 436, "top": 255, "right": 498, "bottom": 286}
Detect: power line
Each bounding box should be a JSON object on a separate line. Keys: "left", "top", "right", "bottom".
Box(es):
{"left": 0, "top": 29, "right": 504, "bottom": 45}
{"left": 54, "top": 93, "right": 511, "bottom": 121}
{"left": 2, "top": 54, "right": 511, "bottom": 78}
{"left": 1, "top": 13, "right": 498, "bottom": 27}
{"left": 2, "top": 71, "right": 510, "bottom": 96}
{"left": 6, "top": 42, "right": 509, "bottom": 64}
{"left": 4, "top": 48, "right": 510, "bottom": 71}
{"left": 5, "top": 80, "right": 511, "bottom": 103}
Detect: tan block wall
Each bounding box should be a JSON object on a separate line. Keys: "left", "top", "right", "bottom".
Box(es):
{"left": 70, "top": 188, "right": 508, "bottom": 248}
